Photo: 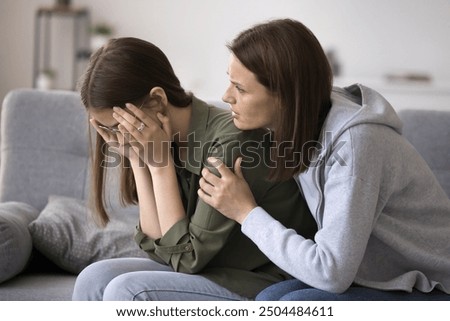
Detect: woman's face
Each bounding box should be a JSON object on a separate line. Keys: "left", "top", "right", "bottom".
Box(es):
{"left": 222, "top": 54, "right": 278, "bottom": 130}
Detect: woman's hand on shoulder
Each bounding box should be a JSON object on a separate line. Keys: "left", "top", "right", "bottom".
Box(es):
{"left": 198, "top": 157, "right": 257, "bottom": 224}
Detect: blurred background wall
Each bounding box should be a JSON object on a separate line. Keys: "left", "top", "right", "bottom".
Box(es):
{"left": 1, "top": 0, "right": 450, "bottom": 106}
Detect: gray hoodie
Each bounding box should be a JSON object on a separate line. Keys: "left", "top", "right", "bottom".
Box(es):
{"left": 242, "top": 84, "right": 450, "bottom": 294}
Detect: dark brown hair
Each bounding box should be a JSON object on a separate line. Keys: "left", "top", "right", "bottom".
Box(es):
{"left": 228, "top": 19, "right": 332, "bottom": 180}
{"left": 78, "top": 37, "right": 192, "bottom": 225}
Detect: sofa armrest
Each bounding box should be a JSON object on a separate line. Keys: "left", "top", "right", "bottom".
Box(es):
{"left": 0, "top": 202, "right": 39, "bottom": 283}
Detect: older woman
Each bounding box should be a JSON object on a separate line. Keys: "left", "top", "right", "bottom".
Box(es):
{"left": 199, "top": 19, "right": 450, "bottom": 300}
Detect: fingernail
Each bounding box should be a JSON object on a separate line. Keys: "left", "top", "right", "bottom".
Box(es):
{"left": 113, "top": 106, "right": 120, "bottom": 112}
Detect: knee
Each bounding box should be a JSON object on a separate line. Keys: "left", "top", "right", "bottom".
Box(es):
{"left": 256, "top": 279, "right": 310, "bottom": 301}
{"left": 72, "top": 260, "right": 115, "bottom": 300}
{"left": 103, "top": 273, "right": 140, "bottom": 301}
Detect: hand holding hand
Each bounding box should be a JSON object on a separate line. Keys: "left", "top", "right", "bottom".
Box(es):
{"left": 198, "top": 157, "right": 257, "bottom": 224}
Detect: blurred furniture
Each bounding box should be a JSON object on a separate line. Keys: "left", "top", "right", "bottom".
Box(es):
{"left": 398, "top": 109, "right": 450, "bottom": 197}
{"left": 335, "top": 77, "right": 450, "bottom": 111}
{"left": 33, "top": 6, "right": 91, "bottom": 90}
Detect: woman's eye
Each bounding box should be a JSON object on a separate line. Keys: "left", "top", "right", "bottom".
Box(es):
{"left": 235, "top": 86, "right": 244, "bottom": 93}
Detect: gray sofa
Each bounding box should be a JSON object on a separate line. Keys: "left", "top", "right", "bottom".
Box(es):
{"left": 0, "top": 89, "right": 145, "bottom": 300}
{"left": 0, "top": 88, "right": 449, "bottom": 301}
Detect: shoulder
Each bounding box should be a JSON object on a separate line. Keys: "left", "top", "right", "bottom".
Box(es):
{"left": 322, "top": 122, "right": 414, "bottom": 195}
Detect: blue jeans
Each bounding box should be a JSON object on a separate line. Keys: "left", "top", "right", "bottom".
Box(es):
{"left": 256, "top": 279, "right": 450, "bottom": 301}
{"left": 72, "top": 258, "right": 248, "bottom": 301}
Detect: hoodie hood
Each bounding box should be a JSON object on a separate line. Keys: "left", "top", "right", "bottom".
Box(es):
{"left": 322, "top": 84, "right": 403, "bottom": 147}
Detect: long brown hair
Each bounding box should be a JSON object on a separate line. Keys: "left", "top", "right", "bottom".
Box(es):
{"left": 78, "top": 37, "right": 192, "bottom": 225}
{"left": 228, "top": 19, "right": 333, "bottom": 181}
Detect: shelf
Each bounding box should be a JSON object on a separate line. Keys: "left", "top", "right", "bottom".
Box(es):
{"left": 334, "top": 77, "right": 450, "bottom": 111}
{"left": 37, "top": 6, "right": 89, "bottom": 16}
{"left": 33, "top": 6, "right": 90, "bottom": 90}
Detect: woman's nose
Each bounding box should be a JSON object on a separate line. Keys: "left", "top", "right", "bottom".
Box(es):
{"left": 222, "top": 87, "right": 236, "bottom": 105}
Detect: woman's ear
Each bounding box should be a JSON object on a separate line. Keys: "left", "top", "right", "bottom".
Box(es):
{"left": 149, "top": 87, "right": 168, "bottom": 108}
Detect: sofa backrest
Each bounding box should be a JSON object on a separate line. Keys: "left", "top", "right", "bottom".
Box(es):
{"left": 398, "top": 109, "right": 450, "bottom": 198}
{"left": 0, "top": 89, "right": 91, "bottom": 210}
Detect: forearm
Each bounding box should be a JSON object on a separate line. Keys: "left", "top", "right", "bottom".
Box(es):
{"left": 131, "top": 161, "right": 162, "bottom": 239}
{"left": 242, "top": 206, "right": 360, "bottom": 293}
{"left": 242, "top": 176, "right": 378, "bottom": 293}
{"left": 149, "top": 157, "right": 186, "bottom": 236}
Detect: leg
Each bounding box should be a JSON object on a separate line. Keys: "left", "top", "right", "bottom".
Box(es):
{"left": 255, "top": 279, "right": 312, "bottom": 300}
{"left": 280, "top": 286, "right": 450, "bottom": 301}
{"left": 72, "top": 257, "right": 172, "bottom": 300}
{"left": 103, "top": 271, "right": 249, "bottom": 301}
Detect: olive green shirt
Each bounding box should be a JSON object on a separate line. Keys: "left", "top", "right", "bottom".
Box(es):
{"left": 135, "top": 97, "right": 316, "bottom": 299}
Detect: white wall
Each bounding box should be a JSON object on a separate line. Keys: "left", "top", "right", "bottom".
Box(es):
{"left": 1, "top": 0, "right": 450, "bottom": 102}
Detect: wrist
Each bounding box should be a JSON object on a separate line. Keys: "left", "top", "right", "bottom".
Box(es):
{"left": 239, "top": 205, "right": 260, "bottom": 226}
{"left": 148, "top": 153, "right": 174, "bottom": 170}
{"left": 236, "top": 203, "right": 258, "bottom": 225}
{"left": 149, "top": 158, "right": 175, "bottom": 176}
{"left": 130, "top": 158, "right": 147, "bottom": 170}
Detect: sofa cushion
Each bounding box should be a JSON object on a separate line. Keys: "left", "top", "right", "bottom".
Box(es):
{"left": 0, "top": 202, "right": 39, "bottom": 284}
{"left": 398, "top": 109, "right": 450, "bottom": 197}
{"left": 0, "top": 89, "right": 91, "bottom": 211}
{"left": 28, "top": 195, "right": 146, "bottom": 274}
{"left": 0, "top": 272, "right": 76, "bottom": 301}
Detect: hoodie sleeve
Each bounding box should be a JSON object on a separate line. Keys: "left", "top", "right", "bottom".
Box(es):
{"left": 242, "top": 125, "right": 388, "bottom": 293}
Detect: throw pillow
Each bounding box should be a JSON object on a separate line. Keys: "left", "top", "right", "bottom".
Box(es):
{"left": 28, "top": 195, "right": 146, "bottom": 274}
{"left": 0, "top": 202, "right": 39, "bottom": 283}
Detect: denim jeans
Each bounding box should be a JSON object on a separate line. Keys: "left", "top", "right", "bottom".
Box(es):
{"left": 256, "top": 279, "right": 450, "bottom": 301}
{"left": 72, "top": 258, "right": 248, "bottom": 301}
